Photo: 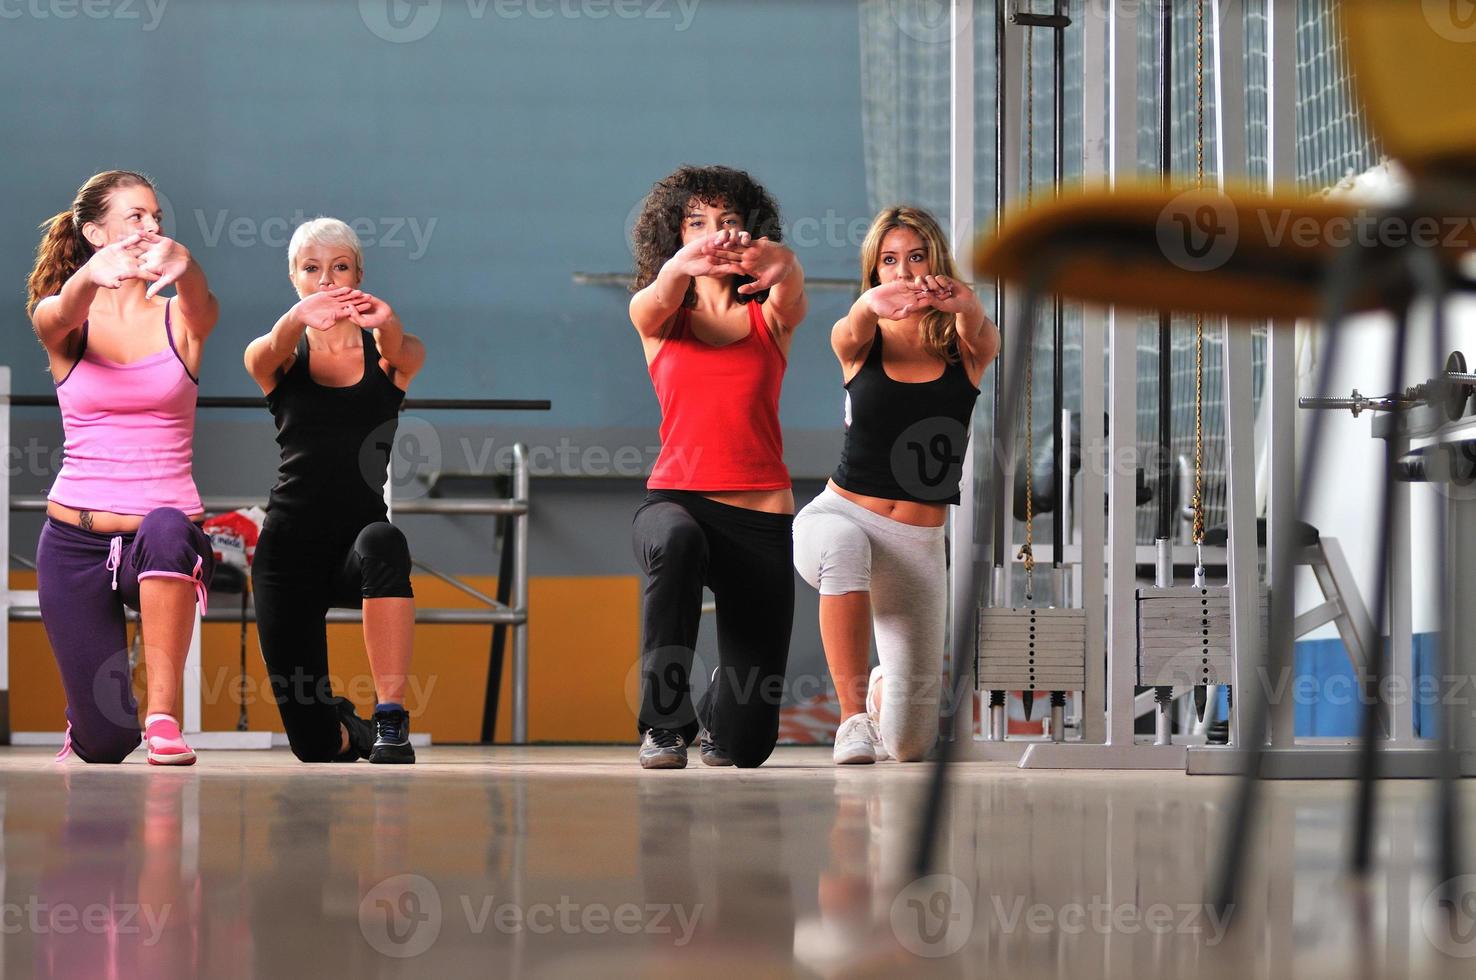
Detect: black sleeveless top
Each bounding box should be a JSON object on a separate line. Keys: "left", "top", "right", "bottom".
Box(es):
{"left": 265, "top": 329, "right": 406, "bottom": 525}
{"left": 832, "top": 329, "right": 980, "bottom": 505}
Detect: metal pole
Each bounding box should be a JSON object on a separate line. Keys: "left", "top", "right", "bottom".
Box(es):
{"left": 1051, "top": 0, "right": 1066, "bottom": 591}
{"left": 0, "top": 367, "right": 10, "bottom": 743}
{"left": 993, "top": 0, "right": 1024, "bottom": 603}
{"left": 511, "top": 443, "right": 531, "bottom": 744}
{"left": 947, "top": 0, "right": 977, "bottom": 745}
{"left": 1156, "top": 0, "right": 1174, "bottom": 547}
{"left": 1265, "top": 0, "right": 1299, "bottom": 751}
{"left": 1105, "top": 0, "right": 1140, "bottom": 749}
{"left": 1079, "top": 1, "right": 1109, "bottom": 744}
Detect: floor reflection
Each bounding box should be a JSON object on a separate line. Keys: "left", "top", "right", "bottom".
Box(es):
{"left": 0, "top": 748, "right": 1468, "bottom": 978}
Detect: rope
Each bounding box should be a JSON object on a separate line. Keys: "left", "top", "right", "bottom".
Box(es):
{"left": 1191, "top": 0, "right": 1207, "bottom": 557}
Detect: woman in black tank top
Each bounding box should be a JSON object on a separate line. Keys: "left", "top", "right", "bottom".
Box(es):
{"left": 244, "top": 218, "right": 426, "bottom": 764}
{"left": 794, "top": 206, "right": 999, "bottom": 765}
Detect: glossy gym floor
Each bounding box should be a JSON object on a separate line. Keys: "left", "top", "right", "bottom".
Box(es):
{"left": 2, "top": 746, "right": 1468, "bottom": 978}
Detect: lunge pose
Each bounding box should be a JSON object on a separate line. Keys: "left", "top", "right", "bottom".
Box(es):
{"left": 245, "top": 218, "right": 425, "bottom": 764}
{"left": 28, "top": 170, "right": 218, "bottom": 765}
{"left": 628, "top": 165, "right": 808, "bottom": 769}
{"left": 793, "top": 206, "right": 997, "bottom": 764}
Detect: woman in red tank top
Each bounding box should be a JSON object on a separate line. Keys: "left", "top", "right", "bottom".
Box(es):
{"left": 627, "top": 165, "right": 808, "bottom": 770}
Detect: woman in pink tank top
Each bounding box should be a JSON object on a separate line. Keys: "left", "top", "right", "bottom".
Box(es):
{"left": 626, "top": 165, "right": 808, "bottom": 770}
{"left": 26, "top": 171, "right": 219, "bottom": 766}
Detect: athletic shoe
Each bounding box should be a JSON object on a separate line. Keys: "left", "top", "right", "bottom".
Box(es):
{"left": 370, "top": 707, "right": 416, "bottom": 764}
{"left": 833, "top": 713, "right": 878, "bottom": 765}
{"left": 865, "top": 665, "right": 884, "bottom": 724}
{"left": 144, "top": 714, "right": 196, "bottom": 766}
{"left": 864, "top": 666, "right": 891, "bottom": 761}
{"left": 698, "top": 730, "right": 733, "bottom": 767}
{"left": 639, "top": 728, "right": 688, "bottom": 769}
{"left": 335, "top": 698, "right": 375, "bottom": 760}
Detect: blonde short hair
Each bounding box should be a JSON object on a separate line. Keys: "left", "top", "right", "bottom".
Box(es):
{"left": 288, "top": 216, "right": 363, "bottom": 275}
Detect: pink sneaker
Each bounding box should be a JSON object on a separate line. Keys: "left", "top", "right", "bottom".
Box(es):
{"left": 145, "top": 714, "right": 196, "bottom": 766}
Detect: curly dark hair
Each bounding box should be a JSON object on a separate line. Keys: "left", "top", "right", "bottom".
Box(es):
{"left": 629, "top": 165, "right": 783, "bottom": 307}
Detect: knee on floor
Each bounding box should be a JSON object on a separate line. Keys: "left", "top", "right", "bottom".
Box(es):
{"left": 355, "top": 522, "right": 411, "bottom": 569}
{"left": 73, "top": 727, "right": 141, "bottom": 764}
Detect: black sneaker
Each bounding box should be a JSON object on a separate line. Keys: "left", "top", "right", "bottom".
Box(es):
{"left": 370, "top": 707, "right": 416, "bottom": 764}
{"left": 698, "top": 730, "right": 733, "bottom": 767}
{"left": 639, "top": 728, "right": 687, "bottom": 769}
{"left": 334, "top": 698, "right": 374, "bottom": 761}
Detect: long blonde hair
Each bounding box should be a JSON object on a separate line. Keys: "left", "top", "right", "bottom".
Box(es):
{"left": 858, "top": 205, "right": 963, "bottom": 363}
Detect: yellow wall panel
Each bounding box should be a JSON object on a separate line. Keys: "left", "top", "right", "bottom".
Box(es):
{"left": 8, "top": 571, "right": 642, "bottom": 745}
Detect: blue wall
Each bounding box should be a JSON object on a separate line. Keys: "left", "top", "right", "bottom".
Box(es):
{"left": 0, "top": 0, "right": 869, "bottom": 434}
{"left": 1294, "top": 636, "right": 1441, "bottom": 739}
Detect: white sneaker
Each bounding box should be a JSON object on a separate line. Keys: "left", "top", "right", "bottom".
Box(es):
{"left": 833, "top": 713, "right": 878, "bottom": 765}
{"left": 864, "top": 666, "right": 891, "bottom": 761}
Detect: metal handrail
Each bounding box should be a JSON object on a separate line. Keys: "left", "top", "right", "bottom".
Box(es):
{"left": 5, "top": 606, "right": 526, "bottom": 626}
{"left": 6, "top": 395, "right": 550, "bottom": 411}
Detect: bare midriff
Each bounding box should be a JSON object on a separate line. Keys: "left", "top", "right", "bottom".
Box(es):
{"left": 46, "top": 502, "right": 204, "bottom": 534}
{"left": 698, "top": 488, "right": 796, "bottom": 516}
{"left": 827, "top": 479, "right": 946, "bottom": 528}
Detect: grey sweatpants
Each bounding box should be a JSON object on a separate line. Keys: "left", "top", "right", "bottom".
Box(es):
{"left": 792, "top": 486, "right": 947, "bottom": 762}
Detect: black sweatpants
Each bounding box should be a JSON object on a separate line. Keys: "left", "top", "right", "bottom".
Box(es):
{"left": 251, "top": 515, "right": 414, "bottom": 762}
{"left": 632, "top": 490, "right": 794, "bottom": 768}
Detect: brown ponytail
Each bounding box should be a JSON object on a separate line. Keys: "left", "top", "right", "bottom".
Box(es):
{"left": 25, "top": 170, "right": 153, "bottom": 317}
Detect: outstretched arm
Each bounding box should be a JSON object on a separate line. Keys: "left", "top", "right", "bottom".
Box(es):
{"left": 737, "top": 239, "right": 807, "bottom": 334}
{"left": 628, "top": 230, "right": 749, "bottom": 338}
{"left": 832, "top": 279, "right": 935, "bottom": 368}
{"left": 243, "top": 287, "right": 363, "bottom": 394}
{"left": 927, "top": 275, "right": 998, "bottom": 367}
{"left": 31, "top": 233, "right": 147, "bottom": 354}
{"left": 350, "top": 293, "right": 426, "bottom": 387}
{"left": 136, "top": 231, "right": 219, "bottom": 344}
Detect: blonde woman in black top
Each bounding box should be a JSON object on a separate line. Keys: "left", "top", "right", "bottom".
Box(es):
{"left": 793, "top": 206, "right": 998, "bottom": 764}
{"left": 244, "top": 218, "right": 425, "bottom": 764}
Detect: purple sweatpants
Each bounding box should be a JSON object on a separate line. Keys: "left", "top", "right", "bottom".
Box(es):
{"left": 36, "top": 509, "right": 214, "bottom": 763}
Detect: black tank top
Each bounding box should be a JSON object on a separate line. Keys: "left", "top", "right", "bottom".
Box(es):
{"left": 265, "top": 330, "right": 406, "bottom": 525}
{"left": 832, "top": 328, "right": 980, "bottom": 505}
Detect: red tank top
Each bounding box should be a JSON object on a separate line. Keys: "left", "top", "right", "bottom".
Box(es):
{"left": 646, "top": 300, "right": 790, "bottom": 491}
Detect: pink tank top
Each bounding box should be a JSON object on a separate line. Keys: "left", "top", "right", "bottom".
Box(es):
{"left": 48, "top": 299, "right": 203, "bottom": 516}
